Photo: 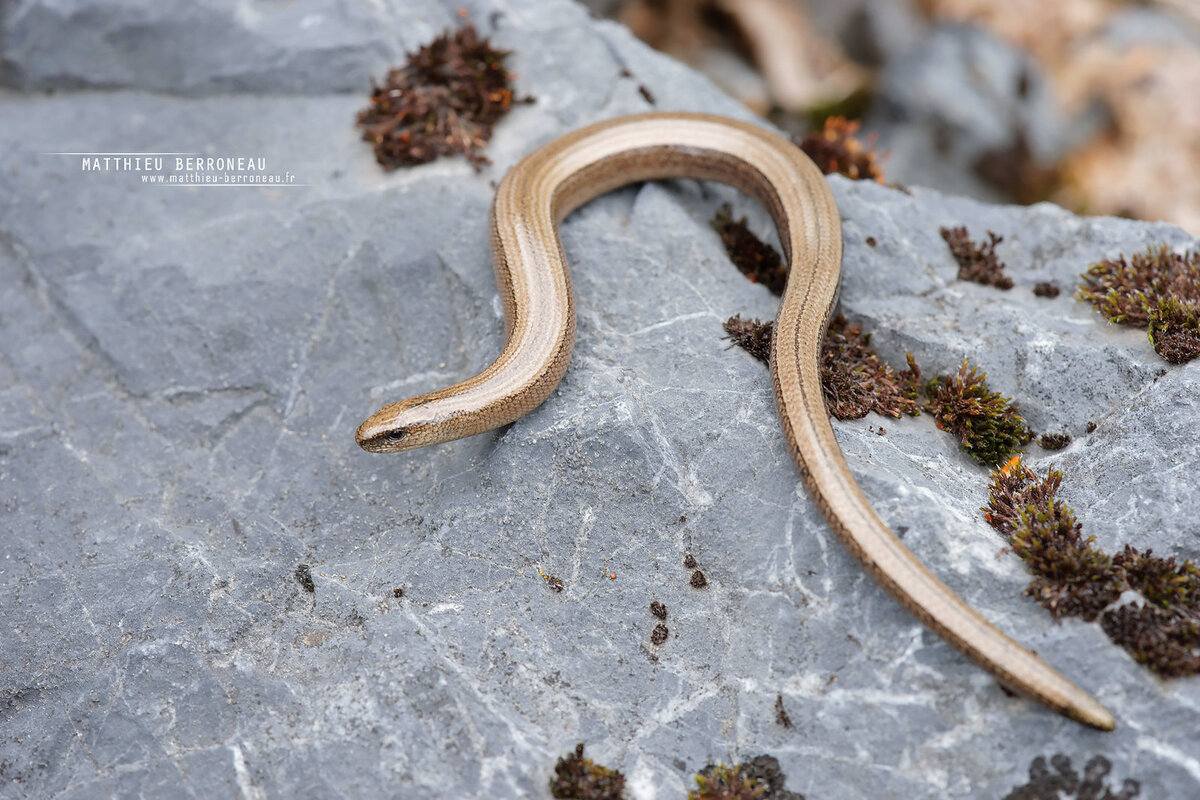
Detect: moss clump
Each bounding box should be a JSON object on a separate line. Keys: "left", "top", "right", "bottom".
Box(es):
{"left": 984, "top": 457, "right": 1200, "bottom": 676}
{"left": 1114, "top": 545, "right": 1200, "bottom": 610}
{"left": 549, "top": 743, "right": 627, "bottom": 800}
{"left": 1076, "top": 245, "right": 1200, "bottom": 364}
{"left": 723, "top": 315, "right": 774, "bottom": 364}
{"left": 924, "top": 360, "right": 1032, "bottom": 465}
{"left": 820, "top": 316, "right": 922, "bottom": 420}
{"left": 796, "top": 117, "right": 886, "bottom": 182}
{"left": 1033, "top": 281, "right": 1061, "bottom": 298}
{"left": 1038, "top": 432, "right": 1071, "bottom": 451}
{"left": 294, "top": 563, "right": 315, "bottom": 594}
{"left": 1147, "top": 295, "right": 1200, "bottom": 364}
{"left": 983, "top": 456, "right": 1062, "bottom": 536}
{"left": 710, "top": 205, "right": 788, "bottom": 294}
{"left": 356, "top": 21, "right": 531, "bottom": 171}
{"left": 939, "top": 227, "right": 1014, "bottom": 290}
{"left": 689, "top": 765, "right": 765, "bottom": 800}
{"left": 1011, "top": 502, "right": 1122, "bottom": 621}
{"left": 1100, "top": 604, "right": 1200, "bottom": 678}
{"left": 724, "top": 314, "right": 922, "bottom": 423}
{"left": 985, "top": 457, "right": 1121, "bottom": 619}
{"left": 1002, "top": 754, "right": 1140, "bottom": 800}
{"left": 693, "top": 756, "right": 805, "bottom": 800}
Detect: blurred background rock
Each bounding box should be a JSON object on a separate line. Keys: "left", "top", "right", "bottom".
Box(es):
{"left": 581, "top": 0, "right": 1200, "bottom": 233}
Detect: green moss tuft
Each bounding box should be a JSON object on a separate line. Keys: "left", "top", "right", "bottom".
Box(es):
{"left": 1147, "top": 295, "right": 1200, "bottom": 364}
{"left": 549, "top": 743, "right": 627, "bottom": 800}
{"left": 688, "top": 764, "right": 766, "bottom": 800}
{"left": 691, "top": 756, "right": 805, "bottom": 800}
{"left": 924, "top": 360, "right": 1032, "bottom": 465}
{"left": 984, "top": 458, "right": 1121, "bottom": 619}
{"left": 984, "top": 457, "right": 1200, "bottom": 676}
{"left": 1076, "top": 244, "right": 1200, "bottom": 363}
{"left": 983, "top": 457, "right": 1061, "bottom": 535}
{"left": 1011, "top": 502, "right": 1122, "bottom": 621}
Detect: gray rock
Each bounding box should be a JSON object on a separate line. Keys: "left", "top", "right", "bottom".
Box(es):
{"left": 2, "top": 0, "right": 413, "bottom": 94}
{"left": 803, "top": 0, "right": 927, "bottom": 68}
{"left": 1, "top": 1, "right": 1197, "bottom": 798}
{"left": 869, "top": 23, "right": 1072, "bottom": 203}
{"left": 861, "top": 3, "right": 1197, "bottom": 211}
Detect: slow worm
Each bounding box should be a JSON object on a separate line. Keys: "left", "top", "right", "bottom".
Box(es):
{"left": 356, "top": 112, "right": 1114, "bottom": 731}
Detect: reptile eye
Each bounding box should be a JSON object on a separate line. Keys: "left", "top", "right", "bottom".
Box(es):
{"left": 386, "top": 429, "right": 408, "bottom": 442}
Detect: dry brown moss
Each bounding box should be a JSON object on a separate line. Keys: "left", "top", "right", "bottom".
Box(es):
{"left": 796, "top": 117, "right": 886, "bottom": 182}
{"left": 939, "top": 226, "right": 1014, "bottom": 290}
{"left": 723, "top": 315, "right": 774, "bottom": 365}
{"left": 1101, "top": 604, "right": 1200, "bottom": 678}
{"left": 1038, "top": 432, "right": 1071, "bottom": 451}
{"left": 774, "top": 694, "right": 793, "bottom": 729}
{"left": 1116, "top": 545, "right": 1200, "bottom": 611}
{"left": 820, "top": 316, "right": 921, "bottom": 420}
{"left": 724, "top": 315, "right": 922, "bottom": 423}
{"left": 1147, "top": 296, "right": 1200, "bottom": 364}
{"left": 356, "top": 21, "right": 530, "bottom": 171}
{"left": 1001, "top": 754, "right": 1140, "bottom": 800}
{"left": 710, "top": 205, "right": 788, "bottom": 294}
{"left": 1013, "top": 503, "right": 1123, "bottom": 621}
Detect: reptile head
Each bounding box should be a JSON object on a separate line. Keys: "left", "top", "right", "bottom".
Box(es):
{"left": 355, "top": 395, "right": 444, "bottom": 453}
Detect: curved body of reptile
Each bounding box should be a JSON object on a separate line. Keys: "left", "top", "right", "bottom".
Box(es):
{"left": 356, "top": 112, "right": 1114, "bottom": 731}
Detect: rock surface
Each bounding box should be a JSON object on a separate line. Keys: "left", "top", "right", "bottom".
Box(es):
{"left": 869, "top": 23, "right": 1071, "bottom": 202}
{"left": 1, "top": 1, "right": 1198, "bottom": 798}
